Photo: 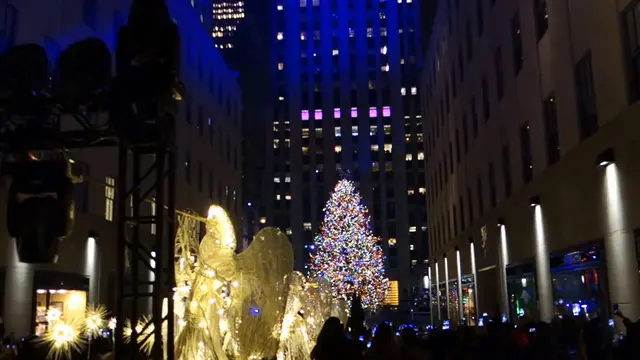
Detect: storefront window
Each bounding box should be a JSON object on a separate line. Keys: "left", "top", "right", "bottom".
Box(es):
{"left": 461, "top": 275, "right": 476, "bottom": 325}
{"left": 430, "top": 285, "right": 439, "bottom": 322}
{"left": 32, "top": 271, "right": 89, "bottom": 335}
{"left": 438, "top": 283, "right": 447, "bottom": 321}
{"left": 448, "top": 279, "right": 460, "bottom": 326}
{"left": 35, "top": 290, "right": 87, "bottom": 336}
{"left": 552, "top": 268, "right": 603, "bottom": 317}
{"left": 551, "top": 246, "right": 605, "bottom": 317}
{"left": 508, "top": 275, "right": 537, "bottom": 320}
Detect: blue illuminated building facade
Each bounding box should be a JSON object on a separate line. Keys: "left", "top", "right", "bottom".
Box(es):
{"left": 268, "top": 0, "right": 427, "bottom": 315}
{"left": 0, "top": 0, "right": 242, "bottom": 336}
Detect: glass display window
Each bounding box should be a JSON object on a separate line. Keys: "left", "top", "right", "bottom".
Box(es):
{"left": 508, "top": 275, "right": 537, "bottom": 320}
{"left": 448, "top": 279, "right": 460, "bottom": 326}
{"left": 35, "top": 289, "right": 87, "bottom": 336}
{"left": 32, "top": 271, "right": 90, "bottom": 336}
{"left": 461, "top": 275, "right": 476, "bottom": 325}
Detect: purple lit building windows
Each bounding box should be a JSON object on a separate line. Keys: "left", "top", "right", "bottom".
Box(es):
{"left": 314, "top": 109, "right": 323, "bottom": 120}
{"left": 369, "top": 107, "right": 378, "bottom": 117}
{"left": 383, "top": 106, "right": 391, "bottom": 117}
{"left": 301, "top": 110, "right": 309, "bottom": 120}
{"left": 351, "top": 107, "right": 358, "bottom": 117}
{"left": 334, "top": 108, "right": 341, "bottom": 118}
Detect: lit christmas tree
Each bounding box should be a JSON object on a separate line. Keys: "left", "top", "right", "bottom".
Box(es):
{"left": 310, "top": 179, "right": 388, "bottom": 310}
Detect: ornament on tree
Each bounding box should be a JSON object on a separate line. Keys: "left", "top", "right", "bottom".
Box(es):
{"left": 310, "top": 179, "right": 388, "bottom": 310}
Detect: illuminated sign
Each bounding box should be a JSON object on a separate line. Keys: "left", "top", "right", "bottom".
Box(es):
{"left": 385, "top": 280, "right": 399, "bottom": 306}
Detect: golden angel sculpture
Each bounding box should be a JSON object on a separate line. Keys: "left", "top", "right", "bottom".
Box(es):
{"left": 170, "top": 205, "right": 345, "bottom": 360}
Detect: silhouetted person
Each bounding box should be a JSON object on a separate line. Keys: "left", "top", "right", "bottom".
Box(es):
{"left": 311, "top": 317, "right": 361, "bottom": 360}
{"left": 364, "top": 323, "right": 399, "bottom": 360}
{"left": 399, "top": 328, "right": 428, "bottom": 360}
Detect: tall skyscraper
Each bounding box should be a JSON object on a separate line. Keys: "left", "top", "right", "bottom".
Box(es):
{"left": 268, "top": 0, "right": 426, "bottom": 315}
{"left": 212, "top": 0, "right": 245, "bottom": 50}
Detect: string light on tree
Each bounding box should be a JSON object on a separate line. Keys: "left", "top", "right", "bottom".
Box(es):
{"left": 310, "top": 179, "right": 388, "bottom": 309}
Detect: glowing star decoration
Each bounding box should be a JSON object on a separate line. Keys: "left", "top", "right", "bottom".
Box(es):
{"left": 85, "top": 304, "right": 107, "bottom": 337}
{"left": 40, "top": 314, "right": 85, "bottom": 360}
{"left": 310, "top": 179, "right": 389, "bottom": 310}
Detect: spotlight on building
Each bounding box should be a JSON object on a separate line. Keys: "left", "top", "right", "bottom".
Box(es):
{"left": 596, "top": 148, "right": 615, "bottom": 168}
{"left": 497, "top": 217, "right": 505, "bottom": 227}
{"left": 529, "top": 195, "right": 540, "bottom": 207}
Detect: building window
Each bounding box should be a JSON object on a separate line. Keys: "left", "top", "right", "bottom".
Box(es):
{"left": 462, "top": 114, "right": 469, "bottom": 153}
{"left": 534, "top": 0, "right": 549, "bottom": 40}
{"left": 467, "top": 187, "right": 474, "bottom": 222}
{"left": 575, "top": 51, "right": 598, "bottom": 140}
{"left": 494, "top": 46, "right": 504, "bottom": 101}
{"left": 501, "top": 145, "right": 512, "bottom": 197}
{"left": 625, "top": 4, "right": 640, "bottom": 102}
{"left": 511, "top": 12, "right": 524, "bottom": 74}
{"left": 519, "top": 123, "right": 533, "bottom": 183}
{"left": 488, "top": 162, "right": 497, "bottom": 208}
{"left": 476, "top": 176, "right": 484, "bottom": 215}
{"left": 543, "top": 94, "right": 560, "bottom": 165}
{"left": 105, "top": 176, "right": 115, "bottom": 221}
{"left": 198, "top": 161, "right": 203, "bottom": 192}
{"left": 481, "top": 75, "right": 490, "bottom": 121}
{"left": 476, "top": 0, "right": 484, "bottom": 35}
{"left": 471, "top": 98, "right": 479, "bottom": 137}
{"left": 150, "top": 200, "right": 156, "bottom": 234}
{"left": 185, "top": 152, "right": 191, "bottom": 184}
{"left": 466, "top": 20, "right": 473, "bottom": 60}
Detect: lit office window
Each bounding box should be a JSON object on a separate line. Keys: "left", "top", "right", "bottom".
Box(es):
{"left": 382, "top": 106, "right": 391, "bottom": 117}
{"left": 335, "top": 145, "right": 342, "bottom": 153}
{"left": 277, "top": 32, "right": 283, "bottom": 40}
{"left": 401, "top": 87, "right": 406, "bottom": 96}
{"left": 350, "top": 107, "right": 358, "bottom": 117}
{"left": 351, "top": 126, "right": 358, "bottom": 136}
{"left": 381, "top": 64, "right": 390, "bottom": 72}
{"left": 417, "top": 152, "right": 424, "bottom": 160}
{"left": 334, "top": 108, "right": 341, "bottom": 118}
{"left": 285, "top": 176, "right": 291, "bottom": 183}
{"left": 369, "top": 107, "right": 378, "bottom": 117}
{"left": 381, "top": 45, "right": 387, "bottom": 55}
{"left": 301, "top": 110, "right": 309, "bottom": 120}
{"left": 278, "top": 62, "right": 284, "bottom": 70}
{"left": 304, "top": 222, "right": 312, "bottom": 231}
{"left": 335, "top": 127, "right": 341, "bottom": 137}
{"left": 384, "top": 144, "right": 392, "bottom": 152}
{"left": 405, "top": 153, "right": 413, "bottom": 161}
{"left": 277, "top": 5, "right": 283, "bottom": 11}
{"left": 314, "top": 109, "right": 323, "bottom": 120}
{"left": 105, "top": 177, "right": 115, "bottom": 221}
{"left": 332, "top": 49, "right": 339, "bottom": 56}
{"left": 274, "top": 177, "right": 281, "bottom": 183}
{"left": 411, "top": 87, "right": 417, "bottom": 95}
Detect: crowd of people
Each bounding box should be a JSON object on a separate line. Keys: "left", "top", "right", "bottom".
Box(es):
{"left": 311, "top": 311, "right": 640, "bottom": 360}
{"left": 0, "top": 312, "right": 639, "bottom": 359}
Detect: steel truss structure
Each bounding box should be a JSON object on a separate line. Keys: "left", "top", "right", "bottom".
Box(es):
{"left": 113, "top": 114, "right": 177, "bottom": 359}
